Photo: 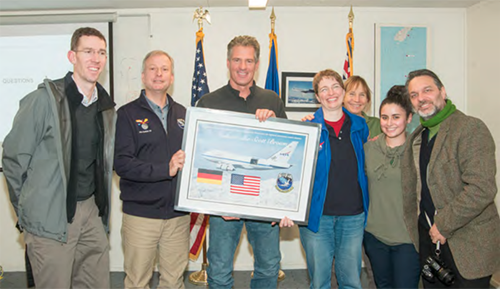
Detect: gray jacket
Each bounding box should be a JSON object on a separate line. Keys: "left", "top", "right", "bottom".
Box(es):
{"left": 2, "top": 74, "right": 116, "bottom": 242}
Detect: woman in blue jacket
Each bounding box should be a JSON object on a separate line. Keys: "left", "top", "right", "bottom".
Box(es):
{"left": 300, "top": 69, "right": 369, "bottom": 289}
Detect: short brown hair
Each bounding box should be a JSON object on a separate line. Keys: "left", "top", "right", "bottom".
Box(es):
{"left": 227, "top": 35, "right": 260, "bottom": 62}
{"left": 344, "top": 75, "right": 372, "bottom": 102}
{"left": 313, "top": 69, "right": 344, "bottom": 95}
{"left": 70, "top": 27, "right": 106, "bottom": 51}
{"left": 142, "top": 50, "right": 175, "bottom": 74}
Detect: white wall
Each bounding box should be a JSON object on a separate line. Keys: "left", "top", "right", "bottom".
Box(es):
{"left": 467, "top": 8, "right": 500, "bottom": 285}
{"left": 0, "top": 6, "right": 467, "bottom": 272}
{"left": 467, "top": 0, "right": 500, "bottom": 210}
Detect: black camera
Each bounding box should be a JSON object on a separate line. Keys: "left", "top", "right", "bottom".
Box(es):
{"left": 421, "top": 242, "right": 455, "bottom": 286}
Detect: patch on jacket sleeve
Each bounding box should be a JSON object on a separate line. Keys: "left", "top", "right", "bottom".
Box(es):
{"left": 177, "top": 119, "right": 185, "bottom": 129}
{"left": 319, "top": 141, "right": 324, "bottom": 151}
{"left": 136, "top": 118, "right": 152, "bottom": 133}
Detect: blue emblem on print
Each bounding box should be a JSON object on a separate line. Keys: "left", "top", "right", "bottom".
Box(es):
{"left": 275, "top": 173, "right": 293, "bottom": 193}
{"left": 177, "top": 119, "right": 185, "bottom": 129}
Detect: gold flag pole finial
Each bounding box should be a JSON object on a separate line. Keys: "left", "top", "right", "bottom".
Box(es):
{"left": 193, "top": 7, "right": 211, "bottom": 30}
{"left": 270, "top": 7, "right": 276, "bottom": 32}
{"left": 348, "top": 5, "right": 354, "bottom": 30}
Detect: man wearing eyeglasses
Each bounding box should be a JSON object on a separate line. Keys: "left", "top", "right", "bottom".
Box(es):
{"left": 2, "top": 27, "right": 115, "bottom": 288}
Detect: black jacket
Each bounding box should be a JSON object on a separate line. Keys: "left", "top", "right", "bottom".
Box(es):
{"left": 114, "top": 92, "right": 187, "bottom": 219}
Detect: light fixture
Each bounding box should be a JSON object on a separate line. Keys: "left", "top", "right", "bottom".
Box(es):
{"left": 248, "top": 0, "right": 268, "bottom": 9}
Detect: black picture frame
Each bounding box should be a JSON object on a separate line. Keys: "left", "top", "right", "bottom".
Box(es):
{"left": 281, "top": 72, "right": 320, "bottom": 112}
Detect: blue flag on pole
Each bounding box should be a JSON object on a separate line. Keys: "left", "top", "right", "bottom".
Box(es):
{"left": 265, "top": 32, "right": 279, "bottom": 95}
{"left": 191, "top": 29, "right": 209, "bottom": 106}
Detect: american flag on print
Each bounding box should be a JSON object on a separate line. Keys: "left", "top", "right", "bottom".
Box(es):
{"left": 230, "top": 174, "right": 261, "bottom": 196}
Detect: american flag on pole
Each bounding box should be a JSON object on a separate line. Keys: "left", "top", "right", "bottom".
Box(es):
{"left": 189, "top": 28, "right": 210, "bottom": 261}
{"left": 230, "top": 174, "right": 261, "bottom": 196}
{"left": 191, "top": 29, "right": 210, "bottom": 106}
{"left": 343, "top": 29, "right": 354, "bottom": 80}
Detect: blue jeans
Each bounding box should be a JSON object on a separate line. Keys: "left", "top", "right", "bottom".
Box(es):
{"left": 207, "top": 216, "right": 280, "bottom": 289}
{"left": 299, "top": 213, "right": 365, "bottom": 289}
{"left": 363, "top": 231, "right": 420, "bottom": 289}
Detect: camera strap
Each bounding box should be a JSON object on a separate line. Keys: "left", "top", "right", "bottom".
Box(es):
{"left": 424, "top": 211, "right": 435, "bottom": 227}
{"left": 425, "top": 211, "right": 441, "bottom": 258}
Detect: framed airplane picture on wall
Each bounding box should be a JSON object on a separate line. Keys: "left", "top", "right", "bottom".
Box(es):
{"left": 281, "top": 72, "right": 320, "bottom": 112}
{"left": 174, "top": 107, "right": 321, "bottom": 225}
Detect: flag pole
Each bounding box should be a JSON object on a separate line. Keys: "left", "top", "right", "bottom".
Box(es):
{"left": 274, "top": 9, "right": 285, "bottom": 282}
{"left": 348, "top": 6, "right": 354, "bottom": 75}
{"left": 188, "top": 7, "right": 210, "bottom": 286}
{"left": 189, "top": 236, "right": 209, "bottom": 285}
{"left": 271, "top": 8, "right": 287, "bottom": 280}
{"left": 254, "top": 8, "right": 286, "bottom": 282}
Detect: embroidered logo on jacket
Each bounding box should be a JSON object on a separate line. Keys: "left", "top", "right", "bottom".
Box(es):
{"left": 136, "top": 118, "right": 152, "bottom": 133}
{"left": 177, "top": 119, "right": 185, "bottom": 129}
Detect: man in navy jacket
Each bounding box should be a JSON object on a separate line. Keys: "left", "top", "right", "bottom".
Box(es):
{"left": 114, "top": 50, "right": 188, "bottom": 289}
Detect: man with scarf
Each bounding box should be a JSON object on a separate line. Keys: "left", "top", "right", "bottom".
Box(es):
{"left": 401, "top": 69, "right": 500, "bottom": 288}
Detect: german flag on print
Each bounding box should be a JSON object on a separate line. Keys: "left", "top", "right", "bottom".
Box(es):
{"left": 196, "top": 168, "right": 223, "bottom": 185}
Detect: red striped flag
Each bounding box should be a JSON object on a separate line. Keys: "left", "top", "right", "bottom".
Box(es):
{"left": 230, "top": 174, "right": 261, "bottom": 196}
{"left": 343, "top": 30, "right": 354, "bottom": 80}
{"left": 189, "top": 212, "right": 208, "bottom": 261}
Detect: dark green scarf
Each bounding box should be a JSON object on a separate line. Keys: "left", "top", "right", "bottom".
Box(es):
{"left": 420, "top": 99, "right": 456, "bottom": 139}
{"left": 420, "top": 99, "right": 456, "bottom": 127}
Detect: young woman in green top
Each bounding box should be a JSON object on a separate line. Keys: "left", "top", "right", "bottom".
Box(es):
{"left": 363, "top": 85, "right": 420, "bottom": 289}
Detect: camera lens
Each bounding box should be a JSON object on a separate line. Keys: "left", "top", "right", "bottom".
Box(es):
{"left": 423, "top": 255, "right": 455, "bottom": 286}
{"left": 437, "top": 268, "right": 455, "bottom": 286}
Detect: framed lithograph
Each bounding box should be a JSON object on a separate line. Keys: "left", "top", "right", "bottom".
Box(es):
{"left": 281, "top": 72, "right": 320, "bottom": 112}
{"left": 175, "top": 107, "right": 321, "bottom": 225}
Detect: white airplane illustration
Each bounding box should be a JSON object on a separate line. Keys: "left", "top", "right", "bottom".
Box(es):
{"left": 202, "top": 141, "right": 299, "bottom": 171}
{"left": 292, "top": 87, "right": 314, "bottom": 94}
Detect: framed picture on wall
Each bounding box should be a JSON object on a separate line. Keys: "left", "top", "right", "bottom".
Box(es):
{"left": 174, "top": 107, "right": 321, "bottom": 225}
{"left": 375, "top": 24, "right": 430, "bottom": 132}
{"left": 281, "top": 72, "right": 320, "bottom": 112}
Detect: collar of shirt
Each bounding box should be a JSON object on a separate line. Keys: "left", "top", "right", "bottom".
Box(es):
{"left": 71, "top": 75, "right": 98, "bottom": 107}
{"left": 143, "top": 91, "right": 169, "bottom": 111}
{"left": 226, "top": 81, "right": 256, "bottom": 99}
{"left": 143, "top": 90, "right": 169, "bottom": 132}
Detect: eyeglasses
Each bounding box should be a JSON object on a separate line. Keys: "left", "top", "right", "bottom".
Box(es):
{"left": 74, "top": 49, "right": 107, "bottom": 58}
{"left": 319, "top": 84, "right": 343, "bottom": 94}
